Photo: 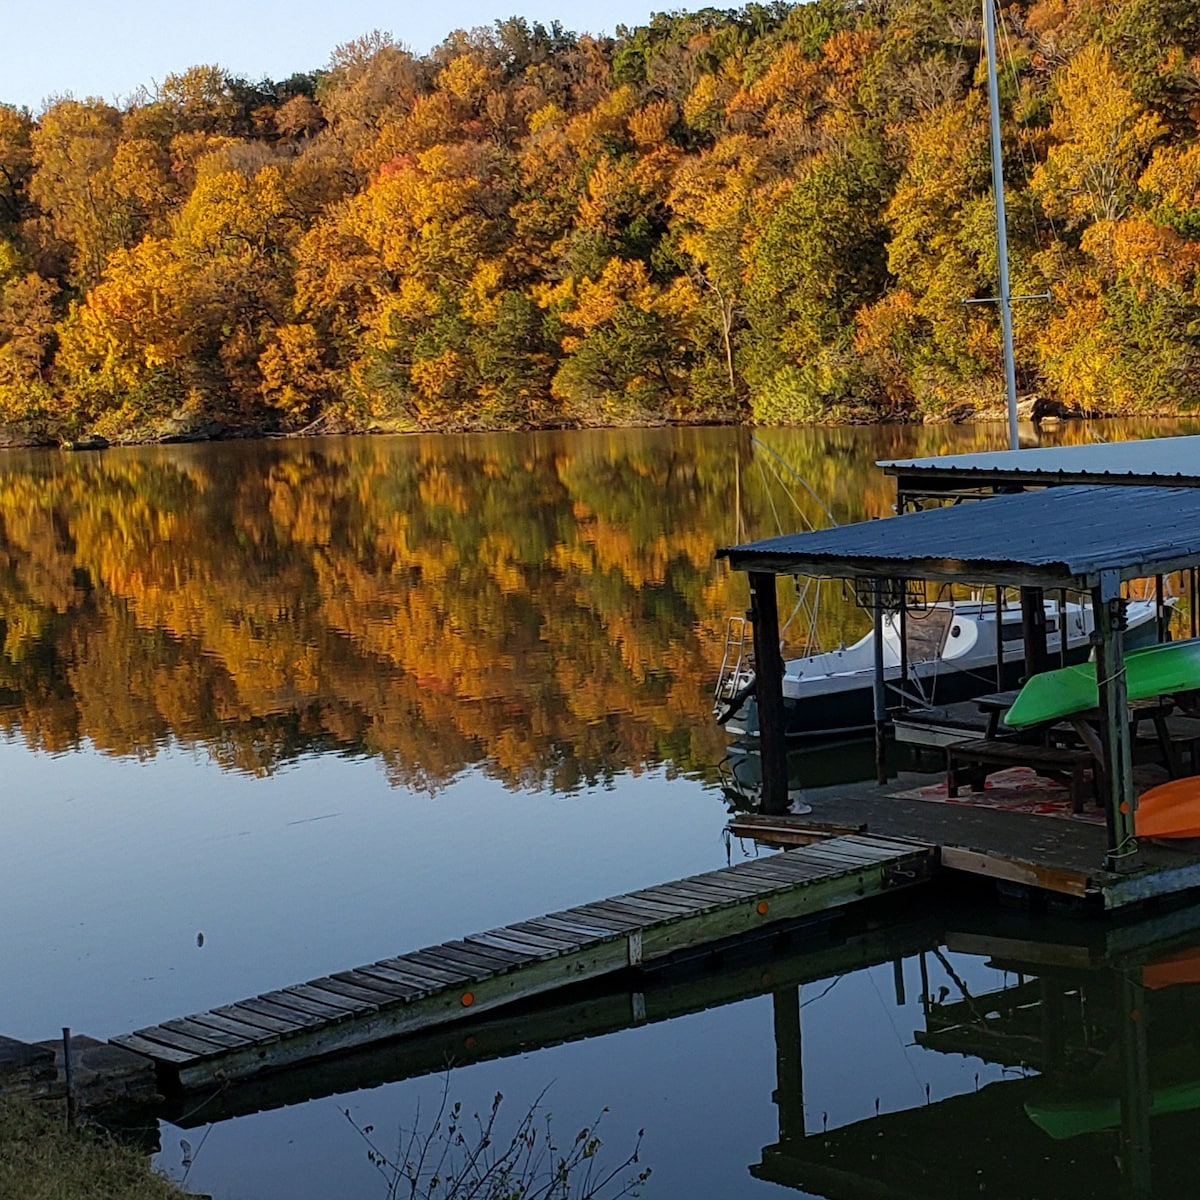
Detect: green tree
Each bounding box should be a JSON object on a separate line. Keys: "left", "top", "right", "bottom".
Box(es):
{"left": 1031, "top": 45, "right": 1165, "bottom": 228}
{"left": 744, "top": 135, "right": 895, "bottom": 417}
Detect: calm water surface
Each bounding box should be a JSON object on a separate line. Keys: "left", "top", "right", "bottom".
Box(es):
{"left": 2, "top": 419, "right": 1199, "bottom": 1199}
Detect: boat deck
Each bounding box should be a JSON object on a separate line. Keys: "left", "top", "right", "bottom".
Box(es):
{"left": 729, "top": 773, "right": 1200, "bottom": 909}
{"left": 892, "top": 701, "right": 991, "bottom": 748}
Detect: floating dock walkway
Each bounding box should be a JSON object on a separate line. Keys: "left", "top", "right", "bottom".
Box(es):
{"left": 112, "top": 834, "right": 934, "bottom": 1089}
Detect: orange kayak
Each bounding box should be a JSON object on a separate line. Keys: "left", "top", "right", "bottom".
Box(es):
{"left": 1134, "top": 775, "right": 1200, "bottom": 839}
{"left": 1145, "top": 946, "right": 1200, "bottom": 989}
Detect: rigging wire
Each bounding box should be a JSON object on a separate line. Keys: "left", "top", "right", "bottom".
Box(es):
{"left": 866, "top": 967, "right": 927, "bottom": 1097}
{"left": 750, "top": 437, "right": 837, "bottom": 647}
{"left": 750, "top": 436, "right": 839, "bottom": 529}
{"left": 801, "top": 974, "right": 844, "bottom": 1008}
{"left": 754, "top": 451, "right": 787, "bottom": 536}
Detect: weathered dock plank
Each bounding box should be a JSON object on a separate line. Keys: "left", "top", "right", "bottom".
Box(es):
{"left": 188, "top": 1010, "right": 280, "bottom": 1044}
{"left": 158, "top": 1018, "right": 252, "bottom": 1051}
{"left": 254, "top": 991, "right": 347, "bottom": 1020}
{"left": 463, "top": 931, "right": 561, "bottom": 959}
{"left": 112, "top": 836, "right": 935, "bottom": 1088}
{"left": 353, "top": 964, "right": 440, "bottom": 993}
{"left": 374, "top": 956, "right": 466, "bottom": 986}
{"left": 564, "top": 904, "right": 645, "bottom": 929}
{"left": 114, "top": 1033, "right": 196, "bottom": 1066}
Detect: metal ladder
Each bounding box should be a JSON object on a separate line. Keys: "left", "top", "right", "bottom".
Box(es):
{"left": 713, "top": 615, "right": 755, "bottom": 715}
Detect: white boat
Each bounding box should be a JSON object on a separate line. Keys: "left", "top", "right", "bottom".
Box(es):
{"left": 714, "top": 595, "right": 1162, "bottom": 739}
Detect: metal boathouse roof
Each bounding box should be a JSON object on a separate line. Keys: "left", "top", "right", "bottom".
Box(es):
{"left": 717, "top": 485, "right": 1200, "bottom": 589}
{"left": 879, "top": 434, "right": 1200, "bottom": 491}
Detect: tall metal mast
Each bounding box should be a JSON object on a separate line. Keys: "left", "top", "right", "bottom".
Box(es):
{"left": 984, "top": 0, "right": 1019, "bottom": 451}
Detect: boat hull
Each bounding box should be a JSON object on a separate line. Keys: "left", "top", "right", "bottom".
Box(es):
{"left": 724, "top": 652, "right": 1043, "bottom": 740}
{"left": 724, "top": 604, "right": 1164, "bottom": 740}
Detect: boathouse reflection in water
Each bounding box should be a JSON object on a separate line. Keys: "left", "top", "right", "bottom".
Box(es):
{"left": 759, "top": 909, "right": 1199, "bottom": 1200}
{"left": 154, "top": 900, "right": 1200, "bottom": 1200}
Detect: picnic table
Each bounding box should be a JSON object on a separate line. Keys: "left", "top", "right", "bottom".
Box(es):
{"left": 945, "top": 683, "right": 1200, "bottom": 814}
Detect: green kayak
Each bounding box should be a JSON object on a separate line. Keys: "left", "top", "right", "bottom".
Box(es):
{"left": 1025, "top": 1078, "right": 1200, "bottom": 1140}
{"left": 1004, "top": 637, "right": 1200, "bottom": 729}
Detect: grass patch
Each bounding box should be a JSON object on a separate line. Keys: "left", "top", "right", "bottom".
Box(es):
{"left": 0, "top": 1098, "right": 183, "bottom": 1200}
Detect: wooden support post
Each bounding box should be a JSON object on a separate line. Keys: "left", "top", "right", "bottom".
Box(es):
{"left": 872, "top": 579, "right": 888, "bottom": 785}
{"left": 749, "top": 571, "right": 788, "bottom": 815}
{"left": 1192, "top": 567, "right": 1199, "bottom": 639}
{"left": 1057, "top": 590, "right": 1068, "bottom": 668}
{"left": 62, "top": 1027, "right": 75, "bottom": 1131}
{"left": 994, "top": 587, "right": 1004, "bottom": 691}
{"left": 1116, "top": 970, "right": 1152, "bottom": 1200}
{"left": 1155, "top": 574, "right": 1167, "bottom": 644}
{"left": 772, "top": 986, "right": 804, "bottom": 1146}
{"left": 1038, "top": 978, "right": 1065, "bottom": 1071}
{"left": 1093, "top": 573, "right": 1137, "bottom": 871}
{"left": 1019, "top": 586, "right": 1048, "bottom": 679}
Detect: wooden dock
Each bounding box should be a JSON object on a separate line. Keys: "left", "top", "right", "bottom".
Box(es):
{"left": 111, "top": 835, "right": 936, "bottom": 1088}
{"left": 165, "top": 907, "right": 943, "bottom": 1127}
{"left": 729, "top": 779, "right": 1200, "bottom": 910}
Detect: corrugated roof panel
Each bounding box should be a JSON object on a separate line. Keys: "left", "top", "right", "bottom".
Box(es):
{"left": 878, "top": 434, "right": 1200, "bottom": 482}
{"left": 718, "top": 485, "right": 1200, "bottom": 588}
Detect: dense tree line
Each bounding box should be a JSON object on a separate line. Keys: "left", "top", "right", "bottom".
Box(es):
{"left": 2, "top": 0, "right": 1200, "bottom": 441}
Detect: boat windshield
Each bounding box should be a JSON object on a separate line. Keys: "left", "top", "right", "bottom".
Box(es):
{"left": 903, "top": 606, "right": 954, "bottom": 662}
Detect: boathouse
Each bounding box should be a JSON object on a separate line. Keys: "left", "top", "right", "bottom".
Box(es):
{"left": 717, "top": 479, "right": 1200, "bottom": 890}
{"left": 880, "top": 434, "right": 1200, "bottom": 503}
{"left": 879, "top": 437, "right": 1200, "bottom": 741}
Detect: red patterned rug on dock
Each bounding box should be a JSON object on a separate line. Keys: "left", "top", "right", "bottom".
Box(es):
{"left": 892, "top": 767, "right": 1106, "bottom": 824}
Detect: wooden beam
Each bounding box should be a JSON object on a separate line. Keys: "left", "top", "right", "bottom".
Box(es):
{"left": 1019, "top": 587, "right": 1048, "bottom": 678}
{"left": 722, "top": 553, "right": 1200, "bottom": 594}
{"left": 872, "top": 579, "right": 887, "bottom": 784}
{"left": 1116, "top": 970, "right": 1152, "bottom": 1199}
{"left": 722, "top": 552, "right": 1086, "bottom": 590}
{"left": 938, "top": 846, "right": 1092, "bottom": 898}
{"left": 995, "top": 587, "right": 1005, "bottom": 689}
{"left": 772, "top": 987, "right": 804, "bottom": 1145}
{"left": 749, "top": 571, "right": 788, "bottom": 814}
{"left": 1093, "top": 574, "right": 1137, "bottom": 872}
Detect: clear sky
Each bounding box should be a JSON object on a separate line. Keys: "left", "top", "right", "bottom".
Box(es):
{"left": 4, "top": 0, "right": 663, "bottom": 112}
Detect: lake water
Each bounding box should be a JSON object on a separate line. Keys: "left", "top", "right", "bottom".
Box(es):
{"left": 3, "top": 419, "right": 1200, "bottom": 1198}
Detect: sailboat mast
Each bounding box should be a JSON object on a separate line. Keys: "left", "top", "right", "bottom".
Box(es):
{"left": 984, "top": 0, "right": 1019, "bottom": 451}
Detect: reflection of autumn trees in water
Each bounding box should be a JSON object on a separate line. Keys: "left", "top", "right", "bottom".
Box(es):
{"left": 0, "top": 421, "right": 1190, "bottom": 788}
{"left": 0, "top": 428, "right": 741, "bottom": 787}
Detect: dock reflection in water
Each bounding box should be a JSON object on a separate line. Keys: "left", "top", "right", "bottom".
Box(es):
{"left": 156, "top": 900, "right": 1200, "bottom": 1200}
{"left": 759, "top": 907, "right": 1200, "bottom": 1200}
{"left": 719, "top": 736, "right": 889, "bottom": 811}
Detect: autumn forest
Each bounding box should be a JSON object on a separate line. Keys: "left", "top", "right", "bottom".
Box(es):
{"left": 2, "top": 0, "right": 1200, "bottom": 442}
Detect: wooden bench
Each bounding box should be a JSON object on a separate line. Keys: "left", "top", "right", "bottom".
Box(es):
{"left": 1133, "top": 714, "right": 1200, "bottom": 778}
{"left": 945, "top": 738, "right": 1097, "bottom": 813}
